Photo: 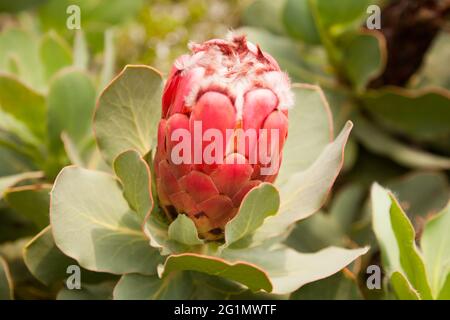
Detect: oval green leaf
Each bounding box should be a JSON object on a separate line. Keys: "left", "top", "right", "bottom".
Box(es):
{"left": 51, "top": 166, "right": 162, "bottom": 275}
{"left": 224, "top": 183, "right": 279, "bottom": 247}
{"left": 47, "top": 69, "right": 96, "bottom": 152}
{"left": 4, "top": 184, "right": 51, "bottom": 230}
{"left": 94, "top": 65, "right": 163, "bottom": 164}
{"left": 168, "top": 214, "right": 203, "bottom": 246}
{"left": 113, "top": 149, "right": 152, "bottom": 221}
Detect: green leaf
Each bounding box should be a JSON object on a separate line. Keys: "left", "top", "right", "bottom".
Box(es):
{"left": 224, "top": 183, "right": 279, "bottom": 247}
{"left": 421, "top": 202, "right": 450, "bottom": 298}
{"left": 114, "top": 273, "right": 193, "bottom": 300}
{"left": 362, "top": 88, "right": 450, "bottom": 141}
{"left": 438, "top": 273, "right": 450, "bottom": 300}
{"left": 0, "top": 74, "right": 46, "bottom": 138}
{"left": 47, "top": 69, "right": 96, "bottom": 152}
{"left": 371, "top": 183, "right": 401, "bottom": 272}
{"left": 23, "top": 226, "right": 76, "bottom": 286}
{"left": 193, "top": 273, "right": 247, "bottom": 296}
{"left": 390, "top": 271, "right": 420, "bottom": 300}
{"left": 168, "top": 215, "right": 203, "bottom": 246}
{"left": 94, "top": 65, "right": 163, "bottom": 164}
{"left": 0, "top": 0, "right": 46, "bottom": 13}
{"left": 73, "top": 30, "right": 89, "bottom": 71}
{"left": 241, "top": 27, "right": 331, "bottom": 84}
{"left": 143, "top": 211, "right": 170, "bottom": 251}
{"left": 341, "top": 31, "right": 385, "bottom": 91}
{"left": 24, "top": 226, "right": 119, "bottom": 287}
{"left": 222, "top": 245, "right": 368, "bottom": 294}
{"left": 286, "top": 211, "right": 344, "bottom": 253}
{"left": 353, "top": 114, "right": 450, "bottom": 170}
{"left": 0, "top": 145, "right": 34, "bottom": 176}
{"left": 0, "top": 256, "right": 13, "bottom": 300}
{"left": 389, "top": 194, "right": 433, "bottom": 299}
{"left": 330, "top": 183, "right": 366, "bottom": 233}
{"left": 4, "top": 184, "right": 51, "bottom": 230}
{"left": 277, "top": 84, "right": 333, "bottom": 183}
{"left": 76, "top": 0, "right": 144, "bottom": 25}
{"left": 314, "top": 0, "right": 373, "bottom": 27}
{"left": 371, "top": 183, "right": 432, "bottom": 299}
{"left": 290, "top": 270, "right": 362, "bottom": 300}
{"left": 113, "top": 149, "right": 152, "bottom": 220}
{"left": 0, "top": 171, "right": 43, "bottom": 198}
{"left": 100, "top": 29, "right": 116, "bottom": 88}
{"left": 51, "top": 166, "right": 162, "bottom": 275}
{"left": 241, "top": 0, "right": 285, "bottom": 35}
{"left": 162, "top": 253, "right": 272, "bottom": 292}
{"left": 0, "top": 108, "right": 41, "bottom": 148}
{"left": 282, "top": 0, "right": 321, "bottom": 44}
{"left": 39, "top": 31, "right": 72, "bottom": 81}
{"left": 388, "top": 172, "right": 449, "bottom": 222}
{"left": 412, "top": 32, "right": 450, "bottom": 90}
{"left": 0, "top": 28, "right": 44, "bottom": 89}
{"left": 58, "top": 281, "right": 115, "bottom": 300}
{"left": 255, "top": 121, "right": 352, "bottom": 241}
{"left": 60, "top": 132, "right": 85, "bottom": 167}
{"left": 39, "top": 0, "right": 143, "bottom": 52}
{"left": 0, "top": 207, "right": 36, "bottom": 243}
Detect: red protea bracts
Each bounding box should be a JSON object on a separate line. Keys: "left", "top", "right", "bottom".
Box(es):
{"left": 154, "top": 35, "right": 293, "bottom": 240}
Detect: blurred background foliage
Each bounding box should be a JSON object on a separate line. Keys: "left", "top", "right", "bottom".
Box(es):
{"left": 0, "top": 0, "right": 449, "bottom": 300}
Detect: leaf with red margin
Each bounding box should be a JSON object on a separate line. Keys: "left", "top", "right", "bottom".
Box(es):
{"left": 340, "top": 30, "right": 387, "bottom": 91}
{"left": 4, "top": 184, "right": 51, "bottom": 230}
{"left": 0, "top": 171, "right": 43, "bottom": 198}
{"left": 50, "top": 166, "right": 162, "bottom": 275}
{"left": 161, "top": 253, "right": 273, "bottom": 292}
{"left": 224, "top": 183, "right": 280, "bottom": 248}
{"left": 222, "top": 245, "right": 369, "bottom": 295}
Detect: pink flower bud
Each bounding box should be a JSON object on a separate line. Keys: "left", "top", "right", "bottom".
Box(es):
{"left": 155, "top": 35, "right": 293, "bottom": 239}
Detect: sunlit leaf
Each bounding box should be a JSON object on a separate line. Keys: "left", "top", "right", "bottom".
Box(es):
{"left": 421, "top": 202, "right": 450, "bottom": 298}
{"left": 51, "top": 166, "right": 162, "bottom": 275}
{"left": 94, "top": 65, "right": 163, "bottom": 164}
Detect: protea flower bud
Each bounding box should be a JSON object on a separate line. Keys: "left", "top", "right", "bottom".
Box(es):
{"left": 155, "top": 35, "right": 293, "bottom": 240}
